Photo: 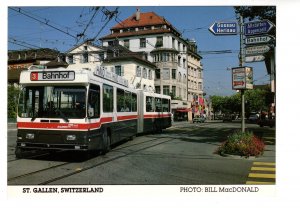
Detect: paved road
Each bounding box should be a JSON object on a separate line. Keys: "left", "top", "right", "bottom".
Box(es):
{"left": 7, "top": 121, "right": 275, "bottom": 185}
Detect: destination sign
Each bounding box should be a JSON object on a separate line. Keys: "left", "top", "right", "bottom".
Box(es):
{"left": 209, "top": 21, "right": 238, "bottom": 35}
{"left": 245, "top": 55, "right": 265, "bottom": 63}
{"left": 245, "top": 45, "right": 270, "bottom": 55}
{"left": 244, "top": 20, "right": 275, "bottom": 36}
{"left": 245, "top": 35, "right": 274, "bottom": 45}
{"left": 30, "top": 71, "right": 75, "bottom": 81}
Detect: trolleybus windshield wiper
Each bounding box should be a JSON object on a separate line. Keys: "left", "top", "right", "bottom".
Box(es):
{"left": 56, "top": 109, "right": 69, "bottom": 122}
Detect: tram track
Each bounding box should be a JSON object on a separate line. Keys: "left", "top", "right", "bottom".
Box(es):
{"left": 8, "top": 128, "right": 196, "bottom": 185}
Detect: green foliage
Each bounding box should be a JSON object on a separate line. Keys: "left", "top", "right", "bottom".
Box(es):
{"left": 215, "top": 131, "right": 265, "bottom": 157}
{"left": 211, "top": 88, "right": 273, "bottom": 116}
{"left": 234, "top": 6, "right": 276, "bottom": 24}
{"left": 8, "top": 85, "right": 20, "bottom": 119}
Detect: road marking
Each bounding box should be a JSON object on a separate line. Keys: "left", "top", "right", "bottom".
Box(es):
{"left": 246, "top": 181, "right": 275, "bottom": 185}
{"left": 251, "top": 167, "right": 275, "bottom": 171}
{"left": 253, "top": 162, "right": 275, "bottom": 166}
{"left": 246, "top": 162, "right": 276, "bottom": 185}
{"left": 249, "top": 173, "right": 275, "bottom": 179}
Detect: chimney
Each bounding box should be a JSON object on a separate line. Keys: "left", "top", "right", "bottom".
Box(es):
{"left": 136, "top": 8, "right": 140, "bottom": 21}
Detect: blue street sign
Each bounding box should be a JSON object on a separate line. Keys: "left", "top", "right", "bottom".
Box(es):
{"left": 209, "top": 21, "right": 238, "bottom": 35}
{"left": 244, "top": 20, "right": 275, "bottom": 36}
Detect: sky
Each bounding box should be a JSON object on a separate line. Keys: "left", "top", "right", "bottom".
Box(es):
{"left": 8, "top": 6, "right": 271, "bottom": 97}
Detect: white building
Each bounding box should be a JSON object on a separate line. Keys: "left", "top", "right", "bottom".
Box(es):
{"left": 101, "top": 9, "right": 190, "bottom": 111}
{"left": 65, "top": 40, "right": 156, "bottom": 90}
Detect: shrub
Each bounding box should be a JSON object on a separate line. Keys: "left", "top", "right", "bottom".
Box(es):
{"left": 215, "top": 131, "right": 265, "bottom": 157}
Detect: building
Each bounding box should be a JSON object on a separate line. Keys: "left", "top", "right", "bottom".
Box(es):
{"left": 65, "top": 40, "right": 107, "bottom": 71}
{"left": 186, "top": 39, "right": 204, "bottom": 120}
{"left": 65, "top": 40, "right": 156, "bottom": 90}
{"left": 101, "top": 9, "right": 190, "bottom": 116}
{"left": 101, "top": 9, "right": 204, "bottom": 121}
{"left": 8, "top": 48, "right": 67, "bottom": 83}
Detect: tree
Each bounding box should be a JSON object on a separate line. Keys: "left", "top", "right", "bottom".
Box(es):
{"left": 8, "top": 85, "right": 20, "bottom": 119}
{"left": 234, "top": 6, "right": 276, "bottom": 24}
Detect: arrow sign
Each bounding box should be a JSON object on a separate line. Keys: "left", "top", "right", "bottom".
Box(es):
{"left": 245, "top": 45, "right": 270, "bottom": 55}
{"left": 209, "top": 21, "right": 238, "bottom": 35}
{"left": 244, "top": 20, "right": 275, "bottom": 36}
{"left": 245, "top": 55, "right": 265, "bottom": 63}
{"left": 245, "top": 35, "right": 274, "bottom": 45}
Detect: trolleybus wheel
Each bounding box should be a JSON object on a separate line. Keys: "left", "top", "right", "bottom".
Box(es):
{"left": 15, "top": 147, "right": 24, "bottom": 159}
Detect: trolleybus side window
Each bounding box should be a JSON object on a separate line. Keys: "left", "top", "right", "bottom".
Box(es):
{"left": 146, "top": 96, "right": 155, "bottom": 112}
{"left": 117, "top": 88, "right": 125, "bottom": 112}
{"left": 162, "top": 98, "right": 170, "bottom": 112}
{"left": 117, "top": 88, "right": 132, "bottom": 112}
{"left": 155, "top": 97, "right": 162, "bottom": 112}
{"left": 124, "top": 90, "right": 131, "bottom": 112}
{"left": 132, "top": 93, "right": 137, "bottom": 112}
{"left": 103, "top": 84, "right": 114, "bottom": 112}
{"left": 88, "top": 84, "right": 100, "bottom": 118}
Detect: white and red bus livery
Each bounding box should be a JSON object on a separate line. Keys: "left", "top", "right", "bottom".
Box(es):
{"left": 16, "top": 66, "right": 171, "bottom": 158}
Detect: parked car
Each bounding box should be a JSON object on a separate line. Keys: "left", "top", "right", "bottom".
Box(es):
{"left": 248, "top": 113, "right": 259, "bottom": 123}
{"left": 223, "top": 114, "right": 233, "bottom": 122}
{"left": 257, "top": 118, "right": 275, "bottom": 128}
{"left": 193, "top": 115, "right": 206, "bottom": 123}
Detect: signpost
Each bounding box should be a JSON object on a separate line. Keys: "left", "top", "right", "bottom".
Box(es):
{"left": 244, "top": 35, "right": 274, "bottom": 45}
{"left": 245, "top": 45, "right": 270, "bottom": 55}
{"left": 232, "top": 66, "right": 253, "bottom": 90}
{"left": 209, "top": 21, "right": 238, "bottom": 35}
{"left": 244, "top": 20, "right": 275, "bottom": 36}
{"left": 245, "top": 55, "right": 265, "bottom": 63}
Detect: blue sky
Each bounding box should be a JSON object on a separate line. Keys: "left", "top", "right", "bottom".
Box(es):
{"left": 8, "top": 6, "right": 270, "bottom": 96}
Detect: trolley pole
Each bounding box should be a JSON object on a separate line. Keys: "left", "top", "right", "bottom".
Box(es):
{"left": 239, "top": 15, "right": 245, "bottom": 133}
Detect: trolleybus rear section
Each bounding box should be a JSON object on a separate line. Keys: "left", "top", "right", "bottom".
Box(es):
{"left": 15, "top": 67, "right": 171, "bottom": 158}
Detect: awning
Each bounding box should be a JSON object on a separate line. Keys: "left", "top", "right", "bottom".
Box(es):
{"left": 176, "top": 108, "right": 191, "bottom": 113}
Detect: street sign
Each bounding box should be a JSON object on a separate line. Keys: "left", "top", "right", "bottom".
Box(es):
{"left": 245, "top": 55, "right": 265, "bottom": 63}
{"left": 245, "top": 45, "right": 270, "bottom": 55}
{"left": 245, "top": 35, "right": 274, "bottom": 45}
{"left": 209, "top": 21, "right": 238, "bottom": 35}
{"left": 244, "top": 20, "right": 275, "bottom": 36}
{"left": 232, "top": 67, "right": 253, "bottom": 90}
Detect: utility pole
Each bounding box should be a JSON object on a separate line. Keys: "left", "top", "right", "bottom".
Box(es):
{"left": 239, "top": 14, "right": 245, "bottom": 132}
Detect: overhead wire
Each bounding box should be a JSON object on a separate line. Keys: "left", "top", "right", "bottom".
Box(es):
{"left": 9, "top": 7, "right": 78, "bottom": 40}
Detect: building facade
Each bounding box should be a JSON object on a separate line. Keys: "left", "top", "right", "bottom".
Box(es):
{"left": 64, "top": 40, "right": 156, "bottom": 90}
{"left": 101, "top": 9, "right": 190, "bottom": 114}
{"left": 186, "top": 39, "right": 204, "bottom": 120}
{"left": 8, "top": 48, "right": 66, "bottom": 83}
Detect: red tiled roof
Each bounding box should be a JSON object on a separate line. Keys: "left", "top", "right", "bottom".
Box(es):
{"left": 102, "top": 28, "right": 171, "bottom": 39}
{"left": 111, "top": 12, "right": 171, "bottom": 29}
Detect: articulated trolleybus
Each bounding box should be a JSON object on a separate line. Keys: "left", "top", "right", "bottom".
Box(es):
{"left": 16, "top": 66, "right": 171, "bottom": 158}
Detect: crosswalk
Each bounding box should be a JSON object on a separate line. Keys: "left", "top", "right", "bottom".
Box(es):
{"left": 246, "top": 162, "right": 276, "bottom": 185}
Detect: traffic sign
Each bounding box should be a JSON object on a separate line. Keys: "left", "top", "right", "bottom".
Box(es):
{"left": 244, "top": 20, "right": 275, "bottom": 36}
{"left": 245, "top": 45, "right": 270, "bottom": 55}
{"left": 245, "top": 35, "right": 274, "bottom": 45}
{"left": 245, "top": 55, "right": 265, "bottom": 63}
{"left": 232, "top": 67, "right": 253, "bottom": 90}
{"left": 209, "top": 21, "right": 238, "bottom": 35}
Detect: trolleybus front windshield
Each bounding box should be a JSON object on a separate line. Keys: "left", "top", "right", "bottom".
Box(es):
{"left": 18, "top": 86, "right": 87, "bottom": 120}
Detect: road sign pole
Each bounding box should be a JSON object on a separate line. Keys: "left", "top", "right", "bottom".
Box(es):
{"left": 239, "top": 14, "right": 245, "bottom": 133}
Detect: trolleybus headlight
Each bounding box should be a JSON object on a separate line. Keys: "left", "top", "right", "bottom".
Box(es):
{"left": 26, "top": 133, "right": 35, "bottom": 139}
{"left": 66, "top": 135, "right": 76, "bottom": 141}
